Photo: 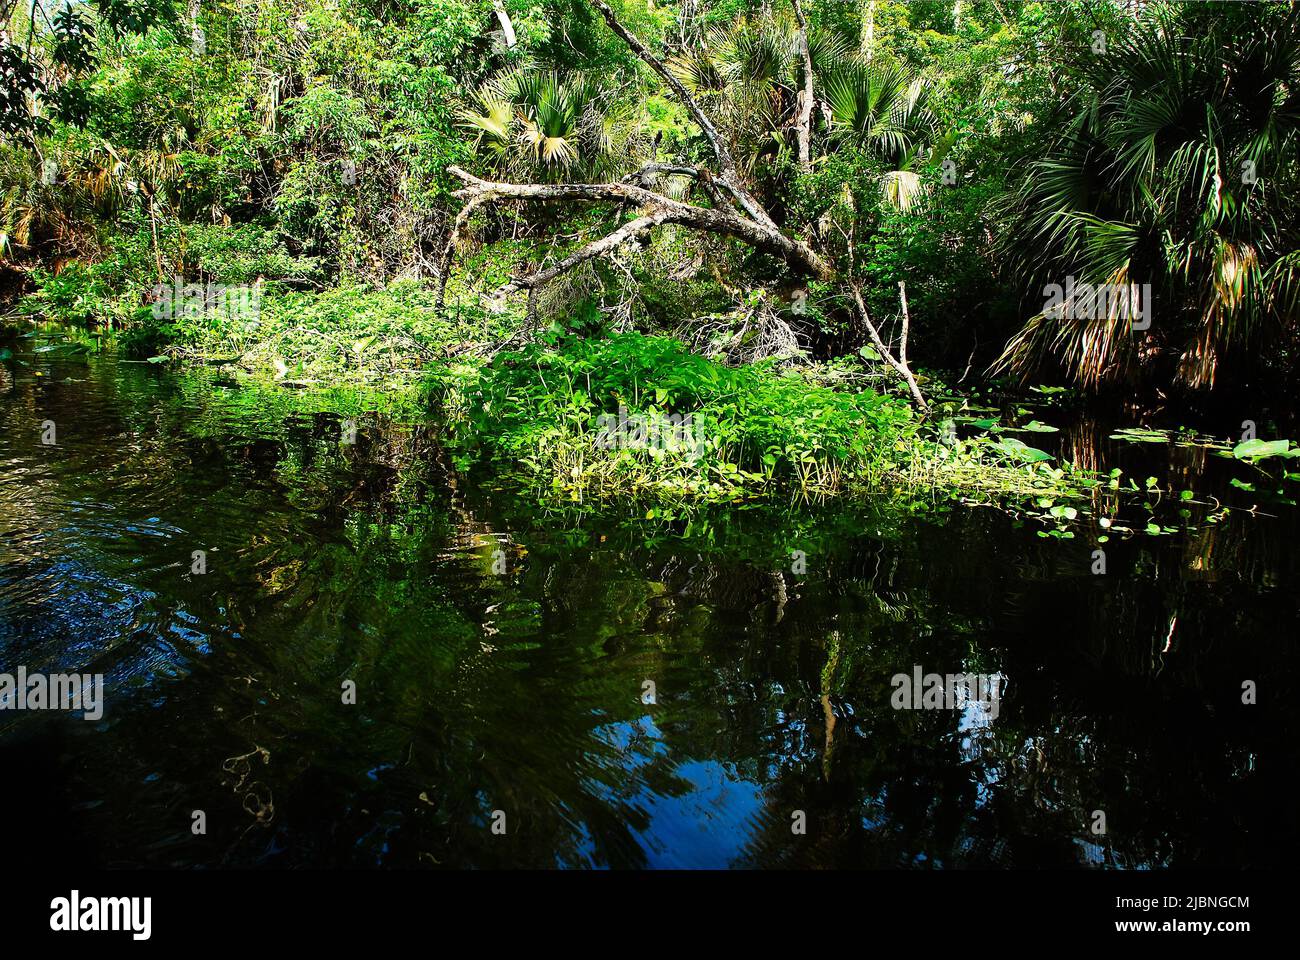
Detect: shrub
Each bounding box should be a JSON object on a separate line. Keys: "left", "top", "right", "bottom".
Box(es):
{"left": 442, "top": 332, "right": 916, "bottom": 501}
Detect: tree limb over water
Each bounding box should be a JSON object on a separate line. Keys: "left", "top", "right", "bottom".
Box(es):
{"left": 437, "top": 1, "right": 832, "bottom": 307}
{"left": 438, "top": 0, "right": 927, "bottom": 412}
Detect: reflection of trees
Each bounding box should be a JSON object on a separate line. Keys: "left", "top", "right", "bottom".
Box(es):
{"left": 3, "top": 357, "right": 1293, "bottom": 868}
{"left": 724, "top": 508, "right": 1295, "bottom": 868}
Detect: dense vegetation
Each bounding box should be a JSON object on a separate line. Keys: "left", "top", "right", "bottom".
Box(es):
{"left": 3, "top": 0, "right": 1298, "bottom": 505}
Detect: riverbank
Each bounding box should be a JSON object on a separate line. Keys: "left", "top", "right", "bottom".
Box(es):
{"left": 8, "top": 286, "right": 1298, "bottom": 548}
{"left": 8, "top": 276, "right": 1107, "bottom": 508}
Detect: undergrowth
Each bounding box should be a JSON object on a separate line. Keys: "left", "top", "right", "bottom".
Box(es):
{"left": 430, "top": 332, "right": 1095, "bottom": 507}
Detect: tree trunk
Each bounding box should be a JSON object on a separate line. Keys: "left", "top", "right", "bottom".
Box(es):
{"left": 792, "top": 0, "right": 815, "bottom": 172}
{"left": 491, "top": 0, "right": 517, "bottom": 48}
{"left": 861, "top": 0, "right": 876, "bottom": 59}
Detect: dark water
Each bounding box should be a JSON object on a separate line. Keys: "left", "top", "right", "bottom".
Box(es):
{"left": 1, "top": 345, "right": 1295, "bottom": 869}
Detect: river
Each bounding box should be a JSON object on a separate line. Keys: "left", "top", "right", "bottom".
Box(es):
{"left": 1, "top": 342, "right": 1294, "bottom": 868}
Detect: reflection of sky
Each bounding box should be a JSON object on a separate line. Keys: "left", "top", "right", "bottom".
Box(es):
{"left": 954, "top": 670, "right": 1005, "bottom": 780}
{"left": 0, "top": 549, "right": 213, "bottom": 726}
{"left": 588, "top": 716, "right": 768, "bottom": 869}
{"left": 633, "top": 758, "right": 767, "bottom": 868}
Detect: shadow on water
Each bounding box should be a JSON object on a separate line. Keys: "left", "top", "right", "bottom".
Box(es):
{"left": 1, "top": 348, "right": 1295, "bottom": 868}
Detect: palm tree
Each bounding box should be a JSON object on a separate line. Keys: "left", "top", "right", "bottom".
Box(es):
{"left": 666, "top": 11, "right": 941, "bottom": 210}
{"left": 668, "top": 17, "right": 799, "bottom": 171}
{"left": 1, "top": 124, "right": 187, "bottom": 277}
{"left": 824, "top": 60, "right": 941, "bottom": 212}
{"left": 996, "top": 1, "right": 1300, "bottom": 392}
{"left": 460, "top": 69, "right": 637, "bottom": 181}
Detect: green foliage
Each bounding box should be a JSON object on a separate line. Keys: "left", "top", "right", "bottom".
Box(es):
{"left": 2, "top": 0, "right": 177, "bottom": 136}
{"left": 1232, "top": 438, "right": 1297, "bottom": 463}
{"left": 13, "top": 223, "right": 315, "bottom": 356}
{"left": 460, "top": 67, "right": 644, "bottom": 180}
{"left": 443, "top": 332, "right": 916, "bottom": 501}
{"left": 8, "top": 0, "right": 1300, "bottom": 434}
{"left": 172, "top": 280, "right": 503, "bottom": 383}
{"left": 429, "top": 331, "right": 1099, "bottom": 510}
{"left": 4, "top": 0, "right": 476, "bottom": 282}
{"left": 855, "top": 181, "right": 1013, "bottom": 357}
{"left": 997, "top": 0, "right": 1300, "bottom": 393}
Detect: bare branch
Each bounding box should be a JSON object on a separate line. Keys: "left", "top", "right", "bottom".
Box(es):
{"left": 447, "top": 166, "right": 833, "bottom": 281}
{"left": 623, "top": 162, "right": 733, "bottom": 212}
{"left": 849, "top": 281, "right": 929, "bottom": 412}
{"left": 489, "top": 212, "right": 665, "bottom": 304}
{"left": 437, "top": 4, "right": 853, "bottom": 320}
{"left": 436, "top": 194, "right": 489, "bottom": 309}
{"left": 897, "top": 279, "right": 911, "bottom": 368}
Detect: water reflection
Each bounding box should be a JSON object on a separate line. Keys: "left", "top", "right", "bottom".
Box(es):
{"left": 0, "top": 349, "right": 1294, "bottom": 868}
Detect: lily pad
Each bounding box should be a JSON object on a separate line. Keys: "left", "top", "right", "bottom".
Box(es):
{"left": 989, "top": 437, "right": 1053, "bottom": 463}
{"left": 1110, "top": 427, "right": 1170, "bottom": 444}
{"left": 1016, "top": 420, "right": 1059, "bottom": 433}
{"left": 1232, "top": 438, "right": 1294, "bottom": 461}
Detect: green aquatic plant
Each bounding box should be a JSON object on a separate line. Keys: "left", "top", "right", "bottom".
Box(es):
{"left": 1231, "top": 438, "right": 1296, "bottom": 462}
{"left": 167, "top": 282, "right": 506, "bottom": 385}
{"left": 437, "top": 332, "right": 915, "bottom": 502}
{"left": 431, "top": 332, "right": 1105, "bottom": 511}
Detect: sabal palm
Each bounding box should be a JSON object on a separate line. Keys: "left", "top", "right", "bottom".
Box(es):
{"left": 1, "top": 132, "right": 180, "bottom": 259}
{"left": 668, "top": 18, "right": 797, "bottom": 170}
{"left": 825, "top": 61, "right": 939, "bottom": 211}
{"left": 461, "top": 70, "right": 628, "bottom": 181}
{"left": 666, "top": 12, "right": 938, "bottom": 200}
{"left": 997, "top": 2, "right": 1300, "bottom": 391}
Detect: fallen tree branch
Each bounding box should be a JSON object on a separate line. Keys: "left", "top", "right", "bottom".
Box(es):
{"left": 447, "top": 166, "right": 833, "bottom": 283}
{"left": 849, "top": 280, "right": 929, "bottom": 413}
{"left": 437, "top": 0, "right": 848, "bottom": 331}
{"left": 436, "top": 193, "right": 488, "bottom": 309}
{"left": 621, "top": 162, "right": 702, "bottom": 186}
{"left": 489, "top": 211, "right": 665, "bottom": 305}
